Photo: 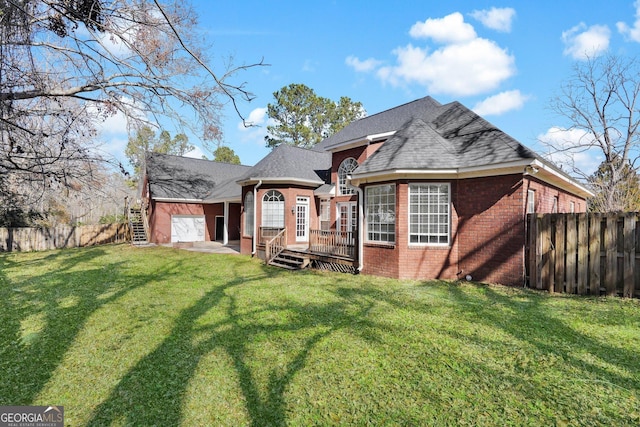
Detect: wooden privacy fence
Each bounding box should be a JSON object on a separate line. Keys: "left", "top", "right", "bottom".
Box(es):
{"left": 0, "top": 223, "right": 129, "bottom": 252}
{"left": 527, "top": 213, "right": 639, "bottom": 298}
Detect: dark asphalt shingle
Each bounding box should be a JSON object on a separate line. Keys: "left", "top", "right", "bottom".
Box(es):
{"left": 145, "top": 152, "right": 251, "bottom": 200}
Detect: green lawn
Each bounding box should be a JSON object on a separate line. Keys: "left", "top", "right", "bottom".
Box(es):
{"left": 0, "top": 244, "right": 638, "bottom": 426}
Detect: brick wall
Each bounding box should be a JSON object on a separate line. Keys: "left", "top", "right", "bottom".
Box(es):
{"left": 526, "top": 177, "right": 587, "bottom": 213}
{"left": 456, "top": 175, "right": 527, "bottom": 286}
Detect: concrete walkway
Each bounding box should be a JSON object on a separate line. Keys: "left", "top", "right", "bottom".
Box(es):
{"left": 163, "top": 240, "right": 241, "bottom": 254}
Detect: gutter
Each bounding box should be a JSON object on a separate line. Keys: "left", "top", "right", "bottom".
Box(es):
{"left": 252, "top": 180, "right": 262, "bottom": 256}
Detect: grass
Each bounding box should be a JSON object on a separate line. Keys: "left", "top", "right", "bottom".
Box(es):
{"left": 0, "top": 244, "right": 639, "bottom": 426}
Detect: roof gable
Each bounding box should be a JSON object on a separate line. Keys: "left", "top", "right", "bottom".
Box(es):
{"left": 316, "top": 96, "right": 442, "bottom": 151}
{"left": 145, "top": 152, "right": 251, "bottom": 201}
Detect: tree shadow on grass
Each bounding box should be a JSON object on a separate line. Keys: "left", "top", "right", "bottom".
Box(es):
{"left": 0, "top": 246, "right": 186, "bottom": 406}
{"left": 442, "top": 283, "right": 640, "bottom": 392}
{"left": 86, "top": 267, "right": 385, "bottom": 427}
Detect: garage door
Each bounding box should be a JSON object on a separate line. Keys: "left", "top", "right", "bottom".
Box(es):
{"left": 171, "top": 215, "right": 205, "bottom": 242}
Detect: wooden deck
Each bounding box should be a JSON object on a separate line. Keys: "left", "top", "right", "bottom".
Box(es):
{"left": 258, "top": 227, "right": 358, "bottom": 273}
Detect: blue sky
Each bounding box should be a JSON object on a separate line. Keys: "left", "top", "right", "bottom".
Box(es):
{"left": 100, "top": 1, "right": 640, "bottom": 176}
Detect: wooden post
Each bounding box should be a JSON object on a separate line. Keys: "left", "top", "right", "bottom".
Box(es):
{"left": 605, "top": 215, "right": 618, "bottom": 296}
{"left": 623, "top": 213, "right": 636, "bottom": 298}
{"left": 577, "top": 214, "right": 589, "bottom": 295}
{"left": 588, "top": 215, "right": 601, "bottom": 295}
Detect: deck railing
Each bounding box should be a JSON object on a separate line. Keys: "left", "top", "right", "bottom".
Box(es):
{"left": 265, "top": 228, "right": 287, "bottom": 263}
{"left": 309, "top": 229, "right": 355, "bottom": 259}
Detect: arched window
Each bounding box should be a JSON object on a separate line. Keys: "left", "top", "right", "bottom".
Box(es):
{"left": 338, "top": 157, "right": 359, "bottom": 195}
{"left": 244, "top": 192, "right": 254, "bottom": 237}
{"left": 262, "top": 190, "right": 285, "bottom": 228}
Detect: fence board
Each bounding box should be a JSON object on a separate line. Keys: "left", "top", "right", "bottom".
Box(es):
{"left": 540, "top": 214, "right": 552, "bottom": 291}
{"left": 566, "top": 214, "right": 577, "bottom": 294}
{"left": 588, "top": 215, "right": 601, "bottom": 295}
{"left": 605, "top": 215, "right": 618, "bottom": 296}
{"left": 577, "top": 214, "right": 588, "bottom": 295}
{"left": 623, "top": 214, "right": 636, "bottom": 298}
{"left": 0, "top": 224, "right": 129, "bottom": 252}
{"left": 554, "top": 215, "right": 565, "bottom": 294}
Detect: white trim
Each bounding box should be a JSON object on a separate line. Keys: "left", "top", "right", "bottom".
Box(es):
{"left": 237, "top": 177, "right": 324, "bottom": 187}
{"left": 325, "top": 131, "right": 396, "bottom": 152}
{"left": 350, "top": 158, "right": 594, "bottom": 200}
{"left": 153, "top": 197, "right": 204, "bottom": 203}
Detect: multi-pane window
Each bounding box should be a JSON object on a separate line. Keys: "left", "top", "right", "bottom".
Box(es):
{"left": 409, "top": 183, "right": 450, "bottom": 245}
{"left": 244, "top": 192, "right": 254, "bottom": 237}
{"left": 262, "top": 190, "right": 285, "bottom": 228}
{"left": 338, "top": 157, "right": 359, "bottom": 195}
{"left": 320, "top": 199, "right": 331, "bottom": 230}
{"left": 570, "top": 201, "right": 575, "bottom": 213}
{"left": 527, "top": 189, "right": 535, "bottom": 214}
{"left": 365, "top": 184, "right": 396, "bottom": 243}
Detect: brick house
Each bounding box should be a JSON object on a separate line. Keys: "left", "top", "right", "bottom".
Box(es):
{"left": 141, "top": 96, "right": 592, "bottom": 286}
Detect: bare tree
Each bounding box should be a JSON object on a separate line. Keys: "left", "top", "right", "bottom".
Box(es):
{"left": 548, "top": 54, "right": 640, "bottom": 211}
{"left": 1, "top": 0, "right": 264, "bottom": 208}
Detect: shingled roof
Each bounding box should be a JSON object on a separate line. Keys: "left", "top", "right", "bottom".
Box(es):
{"left": 237, "top": 144, "right": 331, "bottom": 186}
{"left": 145, "top": 152, "right": 251, "bottom": 201}
{"left": 316, "top": 96, "right": 443, "bottom": 151}
{"left": 354, "top": 101, "right": 540, "bottom": 175}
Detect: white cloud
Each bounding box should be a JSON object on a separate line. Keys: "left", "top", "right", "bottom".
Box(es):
{"left": 472, "top": 90, "right": 529, "bottom": 116}
{"left": 238, "top": 107, "right": 268, "bottom": 130}
{"left": 562, "top": 23, "right": 610, "bottom": 60}
{"left": 537, "top": 127, "right": 603, "bottom": 175}
{"left": 349, "top": 12, "right": 515, "bottom": 97}
{"left": 345, "top": 56, "right": 383, "bottom": 72}
{"left": 409, "top": 12, "right": 476, "bottom": 44}
{"left": 617, "top": 0, "right": 640, "bottom": 41}
{"left": 469, "top": 7, "right": 516, "bottom": 32}
{"left": 236, "top": 107, "right": 273, "bottom": 148}
{"left": 184, "top": 145, "right": 206, "bottom": 159}
{"left": 377, "top": 37, "right": 515, "bottom": 96}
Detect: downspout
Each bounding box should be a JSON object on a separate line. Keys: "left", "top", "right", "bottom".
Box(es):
{"left": 348, "top": 175, "right": 364, "bottom": 273}
{"left": 355, "top": 186, "right": 364, "bottom": 272}
{"left": 252, "top": 180, "right": 262, "bottom": 256}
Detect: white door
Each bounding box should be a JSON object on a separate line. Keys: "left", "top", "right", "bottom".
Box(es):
{"left": 337, "top": 202, "right": 357, "bottom": 233}
{"left": 295, "top": 197, "right": 310, "bottom": 242}
{"left": 171, "top": 215, "right": 205, "bottom": 242}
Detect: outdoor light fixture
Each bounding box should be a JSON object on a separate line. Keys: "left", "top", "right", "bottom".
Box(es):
{"left": 291, "top": 206, "right": 296, "bottom": 214}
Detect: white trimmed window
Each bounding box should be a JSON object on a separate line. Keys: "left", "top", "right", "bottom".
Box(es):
{"left": 244, "top": 192, "right": 254, "bottom": 237}
{"left": 409, "top": 183, "right": 450, "bottom": 245}
{"left": 338, "top": 157, "right": 359, "bottom": 195}
{"left": 320, "top": 199, "right": 331, "bottom": 230}
{"left": 527, "top": 189, "right": 535, "bottom": 214}
{"left": 262, "top": 190, "right": 285, "bottom": 228}
{"left": 365, "top": 184, "right": 396, "bottom": 243}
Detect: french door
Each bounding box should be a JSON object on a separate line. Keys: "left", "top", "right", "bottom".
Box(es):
{"left": 295, "top": 197, "right": 309, "bottom": 242}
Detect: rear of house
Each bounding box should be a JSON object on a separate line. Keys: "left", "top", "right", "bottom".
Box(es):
{"left": 238, "top": 97, "right": 592, "bottom": 286}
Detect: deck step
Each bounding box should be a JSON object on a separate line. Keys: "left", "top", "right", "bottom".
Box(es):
{"left": 268, "top": 250, "right": 309, "bottom": 270}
